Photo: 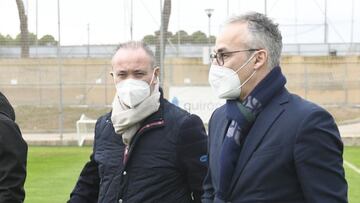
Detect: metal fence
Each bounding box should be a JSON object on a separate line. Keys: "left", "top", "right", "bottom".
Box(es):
{"left": 1, "top": 0, "right": 360, "bottom": 134}
{"left": 1, "top": 43, "right": 360, "bottom": 58}
{"left": 1, "top": 56, "right": 360, "bottom": 133}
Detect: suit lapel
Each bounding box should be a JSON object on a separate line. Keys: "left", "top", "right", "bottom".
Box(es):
{"left": 227, "top": 89, "right": 289, "bottom": 194}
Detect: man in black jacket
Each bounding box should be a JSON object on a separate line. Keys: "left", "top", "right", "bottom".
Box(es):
{"left": 0, "top": 92, "right": 27, "bottom": 203}
{"left": 68, "top": 41, "right": 208, "bottom": 203}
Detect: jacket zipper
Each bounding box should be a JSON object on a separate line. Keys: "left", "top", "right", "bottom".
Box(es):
{"left": 122, "top": 120, "right": 164, "bottom": 166}
{"left": 119, "top": 119, "right": 164, "bottom": 202}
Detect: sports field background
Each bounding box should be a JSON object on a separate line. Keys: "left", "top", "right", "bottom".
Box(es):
{"left": 24, "top": 146, "right": 360, "bottom": 203}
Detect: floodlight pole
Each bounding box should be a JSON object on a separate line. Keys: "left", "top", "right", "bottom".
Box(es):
{"left": 264, "top": 0, "right": 267, "bottom": 16}
{"left": 87, "top": 23, "right": 90, "bottom": 58}
{"left": 160, "top": 0, "right": 164, "bottom": 87}
{"left": 227, "top": 0, "right": 229, "bottom": 16}
{"left": 205, "top": 8, "right": 214, "bottom": 64}
{"left": 130, "top": 0, "right": 133, "bottom": 40}
{"left": 57, "top": 0, "right": 64, "bottom": 140}
{"left": 350, "top": 0, "right": 354, "bottom": 45}
{"left": 324, "top": 0, "right": 328, "bottom": 44}
{"left": 35, "top": 0, "right": 38, "bottom": 57}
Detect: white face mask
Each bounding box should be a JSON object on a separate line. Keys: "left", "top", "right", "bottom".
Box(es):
{"left": 208, "top": 53, "right": 257, "bottom": 99}
{"left": 115, "top": 69, "right": 157, "bottom": 108}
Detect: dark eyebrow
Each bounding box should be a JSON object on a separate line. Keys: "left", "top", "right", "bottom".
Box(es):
{"left": 215, "top": 47, "right": 228, "bottom": 53}
{"left": 133, "top": 69, "right": 147, "bottom": 73}
{"left": 117, "top": 70, "right": 128, "bottom": 73}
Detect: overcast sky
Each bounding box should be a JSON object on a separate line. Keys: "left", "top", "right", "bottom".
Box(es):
{"left": 0, "top": 0, "right": 359, "bottom": 45}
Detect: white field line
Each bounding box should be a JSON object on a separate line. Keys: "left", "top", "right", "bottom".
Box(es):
{"left": 344, "top": 160, "right": 360, "bottom": 175}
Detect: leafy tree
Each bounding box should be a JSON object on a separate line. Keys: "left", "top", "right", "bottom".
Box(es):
{"left": 143, "top": 30, "right": 216, "bottom": 45}
{"left": 15, "top": 32, "right": 37, "bottom": 45}
{"left": 209, "top": 35, "right": 216, "bottom": 44}
{"left": 143, "top": 35, "right": 156, "bottom": 44}
{"left": 0, "top": 34, "right": 6, "bottom": 45}
{"left": 38, "top": 35, "right": 58, "bottom": 46}
{"left": 191, "top": 31, "right": 207, "bottom": 44}
{"left": 0, "top": 33, "right": 57, "bottom": 46}
{"left": 0, "top": 34, "right": 16, "bottom": 45}
{"left": 171, "top": 30, "right": 191, "bottom": 44}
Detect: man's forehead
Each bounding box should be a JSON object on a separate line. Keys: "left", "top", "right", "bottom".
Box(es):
{"left": 114, "top": 66, "right": 148, "bottom": 73}
{"left": 112, "top": 48, "right": 151, "bottom": 66}
{"left": 215, "top": 22, "right": 249, "bottom": 52}
{"left": 112, "top": 62, "right": 151, "bottom": 72}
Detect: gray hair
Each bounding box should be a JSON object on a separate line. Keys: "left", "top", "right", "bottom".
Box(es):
{"left": 226, "top": 12, "right": 282, "bottom": 69}
{"left": 114, "top": 41, "right": 156, "bottom": 68}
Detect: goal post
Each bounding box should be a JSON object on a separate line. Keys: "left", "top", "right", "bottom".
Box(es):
{"left": 76, "top": 114, "right": 97, "bottom": 146}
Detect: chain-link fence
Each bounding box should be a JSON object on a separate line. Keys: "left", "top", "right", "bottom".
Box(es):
{"left": 1, "top": 0, "right": 359, "bottom": 133}
{"left": 1, "top": 54, "right": 360, "bottom": 133}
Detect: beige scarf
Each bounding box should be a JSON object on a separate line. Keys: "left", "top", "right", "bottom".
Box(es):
{"left": 111, "top": 87, "right": 160, "bottom": 145}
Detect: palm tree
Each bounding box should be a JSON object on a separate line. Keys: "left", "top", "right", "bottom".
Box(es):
{"left": 155, "top": 0, "right": 171, "bottom": 66}
{"left": 15, "top": 0, "right": 29, "bottom": 58}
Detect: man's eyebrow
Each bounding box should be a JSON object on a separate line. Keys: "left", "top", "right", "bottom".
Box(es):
{"left": 113, "top": 69, "right": 128, "bottom": 74}
{"left": 215, "top": 47, "right": 227, "bottom": 53}
{"left": 133, "top": 69, "right": 147, "bottom": 73}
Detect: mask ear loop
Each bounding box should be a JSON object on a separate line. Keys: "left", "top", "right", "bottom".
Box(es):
{"left": 233, "top": 51, "right": 258, "bottom": 74}
{"left": 211, "top": 51, "right": 258, "bottom": 83}
{"left": 235, "top": 51, "right": 261, "bottom": 90}
{"left": 239, "top": 70, "right": 256, "bottom": 89}
{"left": 212, "top": 52, "right": 259, "bottom": 97}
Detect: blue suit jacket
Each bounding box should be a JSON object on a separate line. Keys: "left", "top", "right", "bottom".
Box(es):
{"left": 202, "top": 89, "right": 348, "bottom": 203}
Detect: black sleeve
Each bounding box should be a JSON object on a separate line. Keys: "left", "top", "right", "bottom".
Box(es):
{"left": 202, "top": 166, "right": 215, "bottom": 203}
{"left": 176, "top": 114, "right": 208, "bottom": 203}
{"left": 202, "top": 113, "right": 215, "bottom": 203}
{"left": 294, "top": 109, "right": 348, "bottom": 203}
{"left": 0, "top": 118, "right": 27, "bottom": 203}
{"left": 68, "top": 153, "right": 100, "bottom": 203}
{"left": 68, "top": 119, "right": 102, "bottom": 203}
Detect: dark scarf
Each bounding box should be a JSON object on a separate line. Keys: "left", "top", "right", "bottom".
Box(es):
{"left": 217, "top": 66, "right": 287, "bottom": 200}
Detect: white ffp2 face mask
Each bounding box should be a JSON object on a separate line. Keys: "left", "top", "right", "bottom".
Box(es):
{"left": 115, "top": 69, "right": 158, "bottom": 108}
{"left": 208, "top": 53, "right": 257, "bottom": 100}
{"left": 116, "top": 79, "right": 151, "bottom": 108}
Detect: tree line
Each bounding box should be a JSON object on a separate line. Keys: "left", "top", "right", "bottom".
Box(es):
{"left": 143, "top": 30, "right": 216, "bottom": 45}
{"left": 0, "top": 33, "right": 58, "bottom": 46}
{"left": 0, "top": 30, "right": 215, "bottom": 46}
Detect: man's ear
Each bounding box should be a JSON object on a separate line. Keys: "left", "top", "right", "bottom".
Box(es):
{"left": 110, "top": 71, "right": 117, "bottom": 84}
{"left": 154, "top": 66, "right": 160, "bottom": 81}
{"left": 254, "top": 50, "right": 268, "bottom": 70}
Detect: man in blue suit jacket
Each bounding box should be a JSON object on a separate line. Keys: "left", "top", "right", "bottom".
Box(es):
{"left": 203, "top": 12, "right": 348, "bottom": 203}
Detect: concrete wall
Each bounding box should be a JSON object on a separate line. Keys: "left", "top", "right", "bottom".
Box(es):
{"left": 164, "top": 56, "right": 360, "bottom": 105}
{"left": 1, "top": 55, "right": 360, "bottom": 106}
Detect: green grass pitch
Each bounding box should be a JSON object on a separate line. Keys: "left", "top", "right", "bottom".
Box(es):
{"left": 24, "top": 146, "right": 360, "bottom": 203}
